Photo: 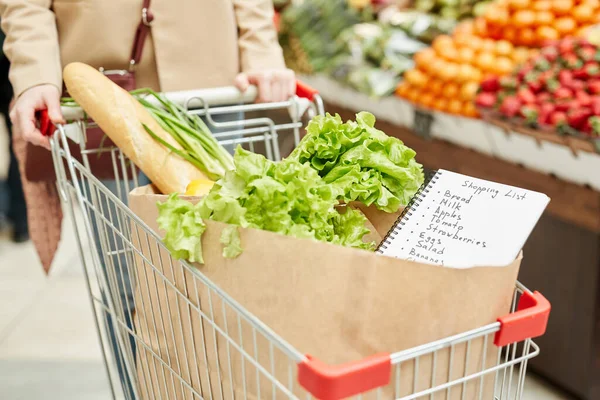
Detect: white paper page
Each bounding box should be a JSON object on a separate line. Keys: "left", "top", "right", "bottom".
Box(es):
{"left": 379, "top": 170, "right": 550, "bottom": 268}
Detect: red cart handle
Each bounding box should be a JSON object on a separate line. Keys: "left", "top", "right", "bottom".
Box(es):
{"left": 35, "top": 109, "right": 55, "bottom": 137}
{"left": 296, "top": 80, "right": 319, "bottom": 101}
{"left": 494, "top": 290, "right": 551, "bottom": 347}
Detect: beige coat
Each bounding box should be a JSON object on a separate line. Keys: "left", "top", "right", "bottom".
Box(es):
{"left": 0, "top": 0, "right": 285, "bottom": 272}
{"left": 1, "top": 0, "right": 285, "bottom": 98}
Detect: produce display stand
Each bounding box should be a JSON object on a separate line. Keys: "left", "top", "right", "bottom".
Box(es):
{"left": 299, "top": 74, "right": 599, "bottom": 400}
{"left": 43, "top": 85, "right": 551, "bottom": 400}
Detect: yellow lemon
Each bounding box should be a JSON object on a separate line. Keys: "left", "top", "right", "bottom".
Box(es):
{"left": 185, "top": 179, "right": 215, "bottom": 196}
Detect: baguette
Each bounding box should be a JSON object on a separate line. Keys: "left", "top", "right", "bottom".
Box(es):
{"left": 63, "top": 62, "right": 208, "bottom": 194}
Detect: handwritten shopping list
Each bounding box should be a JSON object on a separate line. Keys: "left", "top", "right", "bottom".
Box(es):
{"left": 380, "top": 170, "right": 549, "bottom": 268}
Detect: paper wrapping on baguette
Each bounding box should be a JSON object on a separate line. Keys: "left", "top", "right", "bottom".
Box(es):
{"left": 63, "top": 62, "right": 208, "bottom": 194}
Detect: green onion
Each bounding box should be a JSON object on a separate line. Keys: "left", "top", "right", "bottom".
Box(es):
{"left": 61, "top": 88, "right": 235, "bottom": 181}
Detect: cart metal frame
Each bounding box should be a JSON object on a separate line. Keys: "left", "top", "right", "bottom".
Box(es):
{"left": 46, "top": 84, "right": 550, "bottom": 400}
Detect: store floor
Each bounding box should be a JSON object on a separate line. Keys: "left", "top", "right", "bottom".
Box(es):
{"left": 0, "top": 213, "right": 575, "bottom": 400}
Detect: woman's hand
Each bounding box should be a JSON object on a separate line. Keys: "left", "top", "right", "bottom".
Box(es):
{"left": 234, "top": 68, "right": 295, "bottom": 103}
{"left": 10, "top": 84, "right": 64, "bottom": 149}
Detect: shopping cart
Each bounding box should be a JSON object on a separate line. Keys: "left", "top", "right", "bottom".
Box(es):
{"left": 44, "top": 83, "right": 550, "bottom": 400}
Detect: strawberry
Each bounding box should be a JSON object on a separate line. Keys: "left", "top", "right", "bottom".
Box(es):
{"left": 562, "top": 54, "right": 584, "bottom": 70}
{"left": 559, "top": 37, "right": 575, "bottom": 56}
{"left": 589, "top": 80, "right": 600, "bottom": 94}
{"left": 538, "top": 103, "right": 555, "bottom": 125}
{"left": 520, "top": 105, "right": 539, "bottom": 126}
{"left": 573, "top": 62, "right": 600, "bottom": 79}
{"left": 480, "top": 76, "right": 500, "bottom": 93}
{"left": 518, "top": 65, "right": 534, "bottom": 82}
{"left": 541, "top": 47, "right": 559, "bottom": 63}
{"left": 549, "top": 111, "right": 567, "bottom": 127}
{"left": 567, "top": 107, "right": 592, "bottom": 129}
{"left": 500, "top": 76, "right": 518, "bottom": 90}
{"left": 534, "top": 57, "right": 552, "bottom": 71}
{"left": 536, "top": 92, "right": 552, "bottom": 105}
{"left": 582, "top": 118, "right": 593, "bottom": 135}
{"left": 527, "top": 80, "right": 543, "bottom": 93}
{"left": 591, "top": 96, "right": 600, "bottom": 115}
{"left": 590, "top": 116, "right": 600, "bottom": 136}
{"left": 576, "top": 90, "right": 592, "bottom": 107}
{"left": 565, "top": 79, "right": 586, "bottom": 92}
{"left": 475, "top": 92, "right": 497, "bottom": 108}
{"left": 559, "top": 70, "right": 574, "bottom": 86}
{"left": 517, "top": 88, "right": 536, "bottom": 104}
{"left": 554, "top": 87, "right": 574, "bottom": 100}
{"left": 555, "top": 100, "right": 576, "bottom": 112}
{"left": 578, "top": 47, "right": 597, "bottom": 62}
{"left": 499, "top": 96, "right": 522, "bottom": 118}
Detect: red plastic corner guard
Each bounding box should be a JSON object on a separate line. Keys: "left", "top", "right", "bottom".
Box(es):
{"left": 494, "top": 290, "right": 551, "bottom": 347}
{"left": 36, "top": 109, "right": 55, "bottom": 137}
{"left": 296, "top": 80, "right": 319, "bottom": 101}
{"left": 298, "top": 353, "right": 391, "bottom": 400}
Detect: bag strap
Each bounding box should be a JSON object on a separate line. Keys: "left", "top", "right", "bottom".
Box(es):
{"left": 129, "top": 0, "right": 153, "bottom": 71}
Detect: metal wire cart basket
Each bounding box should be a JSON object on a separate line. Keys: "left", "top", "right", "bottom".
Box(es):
{"left": 45, "top": 83, "right": 550, "bottom": 400}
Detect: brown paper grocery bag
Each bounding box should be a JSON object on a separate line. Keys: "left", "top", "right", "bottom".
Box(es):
{"left": 128, "top": 185, "right": 520, "bottom": 400}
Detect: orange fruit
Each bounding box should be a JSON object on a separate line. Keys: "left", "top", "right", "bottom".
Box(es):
{"left": 535, "top": 11, "right": 554, "bottom": 26}
{"left": 509, "top": 0, "right": 530, "bottom": 9}
{"left": 420, "top": 93, "right": 435, "bottom": 109}
{"left": 494, "top": 57, "right": 514, "bottom": 76}
{"left": 447, "top": 99, "right": 463, "bottom": 115}
{"left": 458, "top": 47, "right": 476, "bottom": 64}
{"left": 536, "top": 25, "right": 560, "bottom": 42}
{"left": 502, "top": 26, "right": 518, "bottom": 42}
{"left": 485, "top": 6, "right": 510, "bottom": 25}
{"left": 513, "top": 10, "right": 536, "bottom": 27}
{"left": 573, "top": 5, "right": 594, "bottom": 23}
{"left": 474, "top": 18, "right": 488, "bottom": 36}
{"left": 462, "top": 102, "right": 479, "bottom": 118}
{"left": 455, "top": 20, "right": 475, "bottom": 36}
{"left": 554, "top": 17, "right": 577, "bottom": 35}
{"left": 475, "top": 52, "right": 496, "bottom": 72}
{"left": 443, "top": 83, "right": 459, "bottom": 98}
{"left": 427, "top": 58, "right": 448, "bottom": 76}
{"left": 512, "top": 47, "right": 531, "bottom": 64}
{"left": 438, "top": 62, "right": 460, "bottom": 81}
{"left": 532, "top": 0, "right": 552, "bottom": 11}
{"left": 517, "top": 27, "right": 536, "bottom": 46}
{"left": 480, "top": 39, "right": 497, "bottom": 53}
{"left": 468, "top": 36, "right": 484, "bottom": 52}
{"left": 581, "top": 0, "right": 600, "bottom": 8}
{"left": 395, "top": 83, "right": 409, "bottom": 97}
{"left": 432, "top": 98, "right": 448, "bottom": 112}
{"left": 456, "top": 64, "right": 474, "bottom": 82}
{"left": 429, "top": 79, "right": 444, "bottom": 95}
{"left": 405, "top": 69, "right": 427, "bottom": 88}
{"left": 494, "top": 40, "right": 513, "bottom": 57}
{"left": 406, "top": 88, "right": 420, "bottom": 103}
{"left": 460, "top": 81, "right": 480, "bottom": 101}
{"left": 433, "top": 35, "right": 454, "bottom": 55}
{"left": 414, "top": 49, "right": 436, "bottom": 69}
{"left": 575, "top": 25, "right": 592, "bottom": 38}
{"left": 470, "top": 67, "right": 483, "bottom": 82}
{"left": 552, "top": 0, "right": 574, "bottom": 15}
{"left": 438, "top": 46, "right": 459, "bottom": 62}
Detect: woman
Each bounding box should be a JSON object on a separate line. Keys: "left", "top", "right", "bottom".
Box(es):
{"left": 0, "top": 0, "right": 294, "bottom": 397}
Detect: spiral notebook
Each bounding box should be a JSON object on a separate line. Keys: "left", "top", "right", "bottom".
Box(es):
{"left": 377, "top": 170, "right": 550, "bottom": 268}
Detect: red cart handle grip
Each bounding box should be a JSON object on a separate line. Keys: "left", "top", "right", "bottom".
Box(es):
{"left": 35, "top": 109, "right": 55, "bottom": 137}
{"left": 296, "top": 80, "right": 319, "bottom": 101}
{"left": 298, "top": 353, "right": 391, "bottom": 400}
{"left": 494, "top": 290, "right": 551, "bottom": 347}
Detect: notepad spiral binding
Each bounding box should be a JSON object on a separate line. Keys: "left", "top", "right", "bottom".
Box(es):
{"left": 376, "top": 170, "right": 442, "bottom": 253}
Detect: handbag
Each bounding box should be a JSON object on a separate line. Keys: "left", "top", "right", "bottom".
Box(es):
{"left": 24, "top": 0, "right": 153, "bottom": 182}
